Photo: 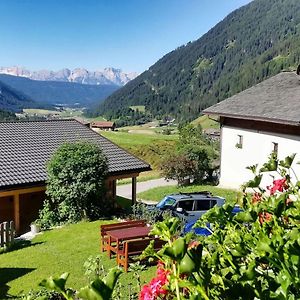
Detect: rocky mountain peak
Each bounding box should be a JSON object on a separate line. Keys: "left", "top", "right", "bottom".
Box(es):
{"left": 0, "top": 66, "right": 138, "bottom": 86}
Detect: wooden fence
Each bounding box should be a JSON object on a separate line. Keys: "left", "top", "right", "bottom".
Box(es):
{"left": 0, "top": 221, "right": 15, "bottom": 248}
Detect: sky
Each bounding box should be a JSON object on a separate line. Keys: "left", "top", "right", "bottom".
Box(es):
{"left": 0, "top": 0, "right": 252, "bottom": 73}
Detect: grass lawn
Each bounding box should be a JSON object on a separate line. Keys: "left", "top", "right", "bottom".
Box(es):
{"left": 137, "top": 184, "right": 239, "bottom": 202}
{"left": 100, "top": 131, "right": 177, "bottom": 147}
{"left": 0, "top": 220, "right": 155, "bottom": 299}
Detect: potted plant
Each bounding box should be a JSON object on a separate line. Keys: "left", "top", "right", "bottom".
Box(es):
{"left": 30, "top": 219, "right": 41, "bottom": 234}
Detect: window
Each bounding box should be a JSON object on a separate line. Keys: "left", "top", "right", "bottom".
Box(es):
{"left": 235, "top": 135, "right": 243, "bottom": 149}
{"left": 177, "top": 200, "right": 194, "bottom": 211}
{"left": 194, "top": 200, "right": 211, "bottom": 211}
{"left": 273, "top": 142, "right": 278, "bottom": 154}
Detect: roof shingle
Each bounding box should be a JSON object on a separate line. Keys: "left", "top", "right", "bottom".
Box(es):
{"left": 203, "top": 72, "right": 300, "bottom": 126}
{"left": 0, "top": 119, "right": 150, "bottom": 188}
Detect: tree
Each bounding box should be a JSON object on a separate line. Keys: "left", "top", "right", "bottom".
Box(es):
{"left": 41, "top": 142, "right": 108, "bottom": 227}
{"left": 160, "top": 123, "right": 217, "bottom": 185}
{"left": 178, "top": 123, "right": 204, "bottom": 146}
{"left": 160, "top": 153, "right": 196, "bottom": 185}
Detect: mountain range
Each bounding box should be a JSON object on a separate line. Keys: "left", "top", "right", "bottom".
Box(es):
{"left": 95, "top": 0, "right": 300, "bottom": 123}
{"left": 0, "top": 66, "right": 138, "bottom": 86}
{"left": 0, "top": 74, "right": 119, "bottom": 109}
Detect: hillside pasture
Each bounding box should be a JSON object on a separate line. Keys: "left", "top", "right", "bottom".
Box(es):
{"left": 129, "top": 105, "right": 146, "bottom": 113}
{"left": 100, "top": 130, "right": 177, "bottom": 170}
{"left": 192, "top": 115, "right": 219, "bottom": 130}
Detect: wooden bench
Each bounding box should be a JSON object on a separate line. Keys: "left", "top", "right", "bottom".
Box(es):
{"left": 100, "top": 220, "right": 146, "bottom": 252}
{"left": 117, "top": 238, "right": 165, "bottom": 272}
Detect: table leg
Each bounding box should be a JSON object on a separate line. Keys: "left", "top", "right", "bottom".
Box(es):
{"left": 108, "top": 235, "right": 112, "bottom": 258}
{"left": 116, "top": 238, "right": 120, "bottom": 263}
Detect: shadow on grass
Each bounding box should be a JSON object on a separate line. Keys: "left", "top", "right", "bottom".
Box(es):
{"left": 114, "top": 196, "right": 133, "bottom": 218}
{"left": 2, "top": 240, "right": 44, "bottom": 254}
{"left": 0, "top": 267, "right": 35, "bottom": 299}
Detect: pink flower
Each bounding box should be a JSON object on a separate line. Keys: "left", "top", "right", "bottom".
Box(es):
{"left": 140, "top": 285, "right": 154, "bottom": 300}
{"left": 139, "top": 262, "right": 170, "bottom": 300}
{"left": 267, "top": 178, "right": 288, "bottom": 195}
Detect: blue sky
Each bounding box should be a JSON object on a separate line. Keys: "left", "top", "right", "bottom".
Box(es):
{"left": 0, "top": 0, "right": 252, "bottom": 73}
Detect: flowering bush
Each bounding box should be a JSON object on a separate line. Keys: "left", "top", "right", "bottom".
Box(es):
{"left": 140, "top": 153, "right": 300, "bottom": 299}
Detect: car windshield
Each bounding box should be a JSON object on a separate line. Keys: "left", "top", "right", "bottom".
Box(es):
{"left": 156, "top": 196, "right": 176, "bottom": 209}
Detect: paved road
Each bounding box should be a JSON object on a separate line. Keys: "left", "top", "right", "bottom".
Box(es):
{"left": 117, "top": 178, "right": 177, "bottom": 201}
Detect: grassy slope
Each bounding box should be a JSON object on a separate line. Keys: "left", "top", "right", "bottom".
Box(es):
{"left": 138, "top": 184, "right": 238, "bottom": 202}
{"left": 0, "top": 221, "right": 154, "bottom": 298}
{"left": 192, "top": 115, "right": 220, "bottom": 130}
{"left": 100, "top": 131, "right": 177, "bottom": 170}
{"left": 100, "top": 131, "right": 177, "bottom": 146}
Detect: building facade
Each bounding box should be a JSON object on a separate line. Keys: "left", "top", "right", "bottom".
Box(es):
{"left": 0, "top": 119, "right": 150, "bottom": 234}
{"left": 204, "top": 71, "right": 300, "bottom": 189}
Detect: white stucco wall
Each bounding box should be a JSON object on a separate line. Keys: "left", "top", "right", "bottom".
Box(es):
{"left": 219, "top": 125, "right": 300, "bottom": 189}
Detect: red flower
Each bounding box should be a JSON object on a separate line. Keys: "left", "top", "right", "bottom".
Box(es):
{"left": 259, "top": 212, "right": 273, "bottom": 224}
{"left": 139, "top": 262, "right": 170, "bottom": 300}
{"left": 267, "top": 178, "right": 288, "bottom": 195}
{"left": 252, "top": 192, "right": 262, "bottom": 204}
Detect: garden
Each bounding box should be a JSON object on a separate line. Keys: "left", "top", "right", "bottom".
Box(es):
{"left": 2, "top": 124, "right": 300, "bottom": 299}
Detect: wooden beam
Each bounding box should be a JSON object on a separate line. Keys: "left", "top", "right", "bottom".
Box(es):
{"left": 0, "top": 185, "right": 46, "bottom": 198}
{"left": 108, "top": 173, "right": 140, "bottom": 181}
{"left": 132, "top": 177, "right": 137, "bottom": 205}
{"left": 14, "top": 193, "right": 20, "bottom": 233}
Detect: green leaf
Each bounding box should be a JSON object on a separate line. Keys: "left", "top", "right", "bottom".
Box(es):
{"left": 246, "top": 164, "right": 258, "bottom": 174}
{"left": 279, "top": 153, "right": 296, "bottom": 168}
{"left": 164, "top": 237, "right": 187, "bottom": 260}
{"left": 179, "top": 244, "right": 203, "bottom": 274}
{"left": 233, "top": 211, "right": 254, "bottom": 223}
{"left": 39, "top": 272, "right": 69, "bottom": 295}
{"left": 244, "top": 175, "right": 262, "bottom": 188}
{"left": 102, "top": 268, "right": 122, "bottom": 291}
{"left": 78, "top": 268, "right": 121, "bottom": 300}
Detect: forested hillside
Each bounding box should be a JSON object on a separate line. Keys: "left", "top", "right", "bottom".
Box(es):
{"left": 0, "top": 81, "right": 36, "bottom": 112}
{"left": 0, "top": 109, "right": 17, "bottom": 121}
{"left": 95, "top": 0, "right": 300, "bottom": 122}
{"left": 0, "top": 74, "right": 119, "bottom": 108}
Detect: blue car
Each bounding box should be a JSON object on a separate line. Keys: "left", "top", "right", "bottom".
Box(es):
{"left": 184, "top": 205, "right": 242, "bottom": 236}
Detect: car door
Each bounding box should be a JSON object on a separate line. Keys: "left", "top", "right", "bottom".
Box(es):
{"left": 191, "top": 199, "right": 212, "bottom": 222}
{"left": 175, "top": 199, "right": 194, "bottom": 222}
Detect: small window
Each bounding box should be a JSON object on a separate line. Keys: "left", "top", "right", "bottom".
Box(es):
{"left": 177, "top": 200, "right": 193, "bottom": 211}
{"left": 235, "top": 135, "right": 243, "bottom": 149}
{"left": 273, "top": 142, "right": 278, "bottom": 154}
{"left": 195, "top": 200, "right": 211, "bottom": 211}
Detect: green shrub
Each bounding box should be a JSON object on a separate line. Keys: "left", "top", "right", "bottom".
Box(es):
{"left": 40, "top": 142, "right": 108, "bottom": 227}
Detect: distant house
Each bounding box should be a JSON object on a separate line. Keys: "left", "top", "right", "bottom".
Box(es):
{"left": 73, "top": 117, "right": 91, "bottom": 127}
{"left": 0, "top": 119, "right": 150, "bottom": 234}
{"left": 91, "top": 121, "right": 116, "bottom": 131}
{"left": 204, "top": 71, "right": 300, "bottom": 189}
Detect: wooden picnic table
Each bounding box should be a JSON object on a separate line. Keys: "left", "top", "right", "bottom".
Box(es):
{"left": 106, "top": 226, "right": 151, "bottom": 258}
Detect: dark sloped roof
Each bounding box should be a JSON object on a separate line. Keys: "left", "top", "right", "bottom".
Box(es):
{"left": 203, "top": 72, "right": 300, "bottom": 126}
{"left": 0, "top": 119, "right": 150, "bottom": 188}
